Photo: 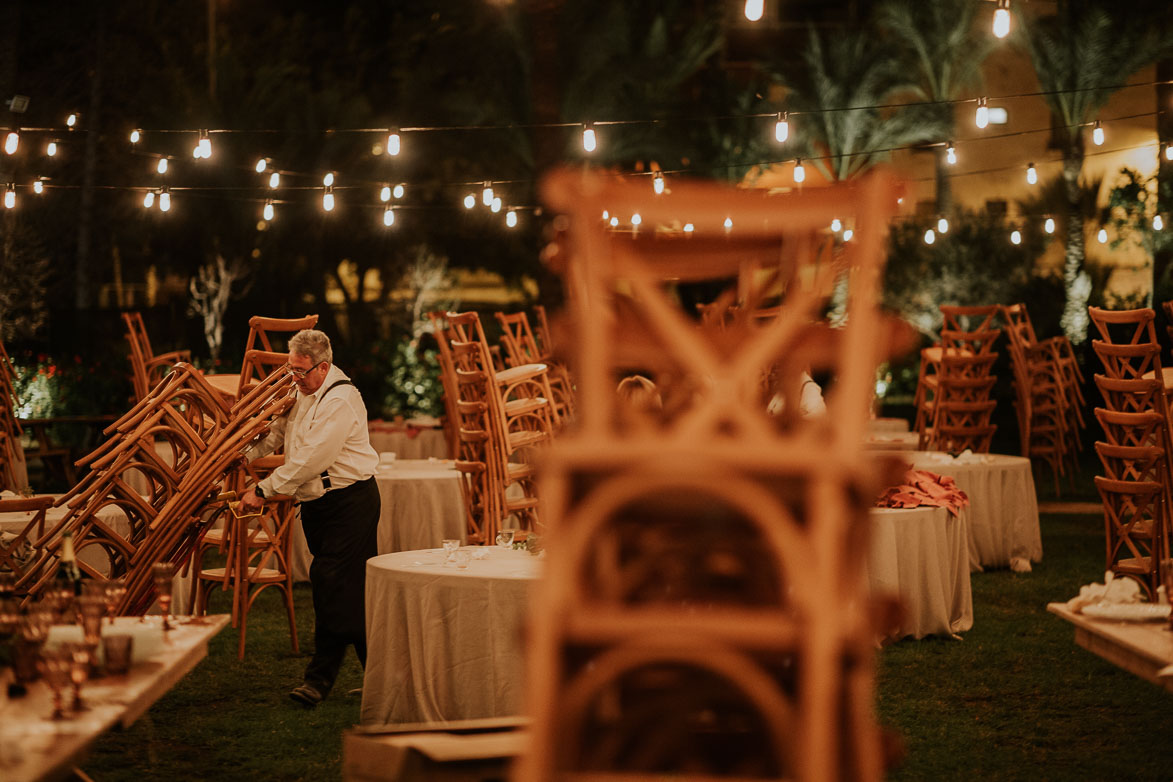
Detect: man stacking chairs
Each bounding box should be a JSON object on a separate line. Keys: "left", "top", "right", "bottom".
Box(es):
{"left": 917, "top": 305, "right": 1001, "bottom": 453}
{"left": 1088, "top": 306, "right": 1172, "bottom": 599}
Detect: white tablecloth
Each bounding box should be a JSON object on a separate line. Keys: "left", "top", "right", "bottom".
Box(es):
{"left": 361, "top": 547, "right": 540, "bottom": 725}
{"left": 289, "top": 460, "right": 465, "bottom": 582}
{"left": 869, "top": 417, "right": 911, "bottom": 434}
{"left": 367, "top": 424, "right": 448, "bottom": 460}
{"left": 907, "top": 452, "right": 1042, "bottom": 571}
{"left": 868, "top": 506, "right": 973, "bottom": 640}
{"left": 864, "top": 432, "right": 920, "bottom": 451}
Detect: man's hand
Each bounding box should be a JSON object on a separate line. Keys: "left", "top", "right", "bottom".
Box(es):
{"left": 240, "top": 487, "right": 264, "bottom": 512}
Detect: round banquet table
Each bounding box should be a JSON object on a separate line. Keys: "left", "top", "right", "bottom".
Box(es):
{"left": 367, "top": 422, "right": 449, "bottom": 460}
{"left": 288, "top": 459, "right": 465, "bottom": 582}
{"left": 863, "top": 432, "right": 920, "bottom": 451}
{"left": 907, "top": 452, "right": 1042, "bottom": 572}
{"left": 868, "top": 417, "right": 911, "bottom": 434}
{"left": 360, "top": 547, "right": 541, "bottom": 725}
{"left": 868, "top": 506, "right": 973, "bottom": 639}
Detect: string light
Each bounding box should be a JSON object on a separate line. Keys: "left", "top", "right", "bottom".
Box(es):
{"left": 193, "top": 129, "right": 211, "bottom": 159}
{"left": 386, "top": 130, "right": 401, "bottom": 156}
{"left": 1097, "top": 227, "right": 1107, "bottom": 243}
{"left": 609, "top": 216, "right": 619, "bottom": 227}
{"left": 3, "top": 131, "right": 17, "bottom": 155}
{"left": 1010, "top": 228, "right": 1022, "bottom": 245}
{"left": 65, "top": 113, "right": 77, "bottom": 128}
{"left": 975, "top": 98, "right": 989, "bottom": 129}
{"left": 1166, "top": 143, "right": 1173, "bottom": 162}
{"left": 683, "top": 223, "right": 695, "bottom": 233}
{"left": 383, "top": 206, "right": 395, "bottom": 226}
{"left": 1026, "top": 163, "right": 1037, "bottom": 185}
{"left": 937, "top": 216, "right": 949, "bottom": 234}
{"left": 723, "top": 217, "right": 733, "bottom": 231}
{"left": 463, "top": 193, "right": 476, "bottom": 209}
{"left": 263, "top": 200, "right": 274, "bottom": 221}
{"left": 631, "top": 213, "right": 642, "bottom": 226}
{"left": 268, "top": 171, "right": 280, "bottom": 189}
{"left": 46, "top": 141, "right": 57, "bottom": 157}
{"left": 1092, "top": 120, "right": 1104, "bottom": 146}
{"left": 490, "top": 196, "right": 502, "bottom": 213}
{"left": 602, "top": 210, "right": 609, "bottom": 221}
{"left": 380, "top": 185, "right": 391, "bottom": 202}
{"left": 323, "top": 172, "right": 335, "bottom": 187}
{"left": 653, "top": 172, "right": 665, "bottom": 194}
{"left": 774, "top": 112, "right": 789, "bottom": 143}
{"left": 842, "top": 228, "right": 854, "bottom": 241}
{"left": 158, "top": 188, "right": 171, "bottom": 212}
{"left": 1154, "top": 214, "right": 1164, "bottom": 231}
{"left": 924, "top": 228, "right": 936, "bottom": 245}
{"left": 156, "top": 157, "right": 168, "bottom": 175}
{"left": 993, "top": 0, "right": 1011, "bottom": 39}
{"left": 323, "top": 188, "right": 335, "bottom": 212}
{"left": 255, "top": 158, "right": 268, "bottom": 173}
{"left": 32, "top": 178, "right": 44, "bottom": 195}
{"left": 582, "top": 123, "right": 597, "bottom": 153}
{"left": 3, "top": 185, "right": 12, "bottom": 209}
{"left": 945, "top": 141, "right": 956, "bottom": 165}
{"left": 393, "top": 183, "right": 405, "bottom": 199}
{"left": 482, "top": 182, "right": 494, "bottom": 206}
{"left": 744, "top": 0, "right": 764, "bottom": 22}
{"left": 142, "top": 190, "right": 155, "bottom": 208}
{"left": 1044, "top": 217, "right": 1055, "bottom": 234}
{"left": 130, "top": 129, "right": 141, "bottom": 145}
{"left": 831, "top": 218, "right": 842, "bottom": 232}
{"left": 793, "top": 158, "right": 805, "bottom": 183}
{"left": 506, "top": 209, "right": 518, "bottom": 228}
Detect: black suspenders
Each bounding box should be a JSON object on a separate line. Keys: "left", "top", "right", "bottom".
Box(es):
{"left": 315, "top": 379, "right": 354, "bottom": 491}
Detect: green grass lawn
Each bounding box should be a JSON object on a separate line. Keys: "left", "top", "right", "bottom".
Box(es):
{"left": 81, "top": 512, "right": 1173, "bottom": 781}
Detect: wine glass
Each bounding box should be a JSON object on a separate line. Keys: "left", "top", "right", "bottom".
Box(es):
{"left": 442, "top": 539, "right": 460, "bottom": 563}
{"left": 152, "top": 562, "right": 176, "bottom": 633}
{"left": 104, "top": 578, "right": 127, "bottom": 625}
{"left": 495, "top": 529, "right": 515, "bottom": 548}
{"left": 63, "top": 642, "right": 92, "bottom": 712}
{"left": 37, "top": 648, "right": 72, "bottom": 720}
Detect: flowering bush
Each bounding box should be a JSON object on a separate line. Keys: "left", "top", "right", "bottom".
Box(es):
{"left": 9, "top": 352, "right": 131, "bottom": 421}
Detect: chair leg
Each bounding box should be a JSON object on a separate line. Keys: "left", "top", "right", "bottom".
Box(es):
{"left": 237, "top": 586, "right": 249, "bottom": 661}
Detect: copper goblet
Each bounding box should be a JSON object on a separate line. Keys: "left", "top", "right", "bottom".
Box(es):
{"left": 37, "top": 647, "right": 72, "bottom": 720}
{"left": 103, "top": 578, "right": 127, "bottom": 625}
{"left": 77, "top": 596, "right": 106, "bottom": 674}
{"left": 152, "top": 562, "right": 176, "bottom": 633}
{"left": 63, "top": 642, "right": 92, "bottom": 712}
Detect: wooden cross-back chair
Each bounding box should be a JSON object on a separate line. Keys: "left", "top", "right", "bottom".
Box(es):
{"left": 517, "top": 168, "right": 904, "bottom": 782}
{"left": 922, "top": 355, "right": 998, "bottom": 454}
{"left": 495, "top": 309, "right": 575, "bottom": 421}
{"left": 1088, "top": 306, "right": 1173, "bottom": 598}
{"left": 0, "top": 337, "right": 28, "bottom": 493}
{"left": 0, "top": 495, "right": 54, "bottom": 596}
{"left": 122, "top": 312, "right": 191, "bottom": 403}
{"left": 203, "top": 314, "right": 317, "bottom": 404}
{"left": 914, "top": 305, "right": 1002, "bottom": 446}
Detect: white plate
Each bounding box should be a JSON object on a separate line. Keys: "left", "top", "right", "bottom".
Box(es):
{"left": 1082, "top": 603, "right": 1172, "bottom": 622}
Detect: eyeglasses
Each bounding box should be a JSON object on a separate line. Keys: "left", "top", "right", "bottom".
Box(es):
{"left": 288, "top": 362, "right": 323, "bottom": 379}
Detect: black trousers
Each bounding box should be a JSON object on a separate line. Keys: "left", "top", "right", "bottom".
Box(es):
{"left": 298, "top": 476, "right": 380, "bottom": 695}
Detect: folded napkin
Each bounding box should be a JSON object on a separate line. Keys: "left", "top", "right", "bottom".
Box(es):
{"left": 876, "top": 469, "right": 970, "bottom": 516}
{"left": 1065, "top": 571, "right": 1142, "bottom": 613}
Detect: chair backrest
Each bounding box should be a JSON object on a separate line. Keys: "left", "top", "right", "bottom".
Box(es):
{"left": 495, "top": 311, "right": 544, "bottom": 367}
{"left": 243, "top": 315, "right": 319, "bottom": 355}
{"left": 122, "top": 312, "right": 154, "bottom": 401}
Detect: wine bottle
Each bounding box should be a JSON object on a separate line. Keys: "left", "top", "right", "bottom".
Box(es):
{"left": 57, "top": 530, "right": 83, "bottom": 596}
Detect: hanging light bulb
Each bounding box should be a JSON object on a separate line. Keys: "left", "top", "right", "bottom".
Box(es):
{"left": 975, "top": 98, "right": 989, "bottom": 129}
{"left": 1010, "top": 229, "right": 1022, "bottom": 245}
{"left": 46, "top": 141, "right": 57, "bottom": 157}
{"left": 3, "top": 185, "right": 14, "bottom": 209}
{"left": 1092, "top": 120, "right": 1104, "bottom": 146}
{"left": 268, "top": 171, "right": 280, "bottom": 189}
{"left": 793, "top": 158, "right": 805, "bottom": 183}
{"left": 383, "top": 207, "right": 395, "bottom": 227}
{"left": 198, "top": 130, "right": 211, "bottom": 158}
{"left": 4, "top": 131, "right": 17, "bottom": 155}
{"left": 323, "top": 188, "right": 335, "bottom": 212}
{"left": 491, "top": 197, "right": 502, "bottom": 213}
{"left": 1044, "top": 217, "right": 1055, "bottom": 234}
{"left": 723, "top": 217, "right": 733, "bottom": 232}
{"left": 386, "top": 130, "right": 401, "bottom": 156}
{"left": 774, "top": 112, "right": 789, "bottom": 144}
{"left": 263, "top": 200, "right": 274, "bottom": 221}
{"left": 653, "top": 172, "right": 665, "bottom": 194}
{"left": 582, "top": 123, "right": 597, "bottom": 153}
{"left": 159, "top": 188, "right": 171, "bottom": 212}
{"left": 631, "top": 213, "right": 642, "bottom": 226}
{"left": 255, "top": 158, "right": 267, "bottom": 173}
{"left": 142, "top": 190, "right": 155, "bottom": 208}
{"left": 130, "top": 129, "right": 141, "bottom": 145}
{"left": 744, "top": 0, "right": 764, "bottom": 21}
{"left": 463, "top": 193, "right": 476, "bottom": 209}
{"left": 156, "top": 157, "right": 168, "bottom": 175}
{"left": 945, "top": 141, "right": 956, "bottom": 165}
{"left": 602, "top": 210, "right": 609, "bottom": 221}
{"left": 842, "top": 228, "right": 854, "bottom": 241}
{"left": 1154, "top": 214, "right": 1164, "bottom": 231}
{"left": 831, "top": 218, "right": 842, "bottom": 232}
{"left": 506, "top": 209, "right": 518, "bottom": 228}
{"left": 924, "top": 228, "right": 936, "bottom": 245}
{"left": 1097, "top": 227, "right": 1108, "bottom": 243}
{"left": 482, "top": 182, "right": 494, "bottom": 206}
{"left": 393, "top": 183, "right": 405, "bottom": 199}
{"left": 380, "top": 185, "right": 391, "bottom": 202}
{"left": 323, "top": 172, "right": 335, "bottom": 187}
{"left": 1026, "top": 163, "right": 1037, "bottom": 185}
{"left": 1166, "top": 144, "right": 1173, "bottom": 162}
{"left": 992, "top": 0, "right": 1011, "bottom": 38}
{"left": 937, "top": 216, "right": 949, "bottom": 234}
{"left": 683, "top": 223, "right": 695, "bottom": 233}
{"left": 32, "top": 178, "right": 43, "bottom": 194}
{"left": 609, "top": 216, "right": 619, "bottom": 227}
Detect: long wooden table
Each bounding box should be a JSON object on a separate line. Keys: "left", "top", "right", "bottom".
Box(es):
{"left": 1047, "top": 603, "right": 1173, "bottom": 694}
{"left": 0, "top": 614, "right": 230, "bottom": 782}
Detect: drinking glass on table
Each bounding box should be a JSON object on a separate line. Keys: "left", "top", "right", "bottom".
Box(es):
{"left": 442, "top": 539, "right": 460, "bottom": 563}
{"left": 152, "top": 562, "right": 176, "bottom": 633}
{"left": 104, "top": 578, "right": 127, "bottom": 625}
{"left": 37, "top": 647, "right": 72, "bottom": 720}
{"left": 495, "top": 529, "right": 515, "bottom": 548}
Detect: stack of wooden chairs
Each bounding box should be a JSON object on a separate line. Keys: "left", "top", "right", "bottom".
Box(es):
{"left": 0, "top": 338, "right": 28, "bottom": 492}
{"left": 495, "top": 308, "right": 575, "bottom": 421}
{"left": 516, "top": 168, "right": 903, "bottom": 781}
{"left": 430, "top": 310, "right": 560, "bottom": 545}
{"left": 1088, "top": 306, "right": 1171, "bottom": 599}
{"left": 915, "top": 305, "right": 1001, "bottom": 454}
{"left": 122, "top": 312, "right": 192, "bottom": 404}
{"left": 1001, "top": 303, "right": 1085, "bottom": 494}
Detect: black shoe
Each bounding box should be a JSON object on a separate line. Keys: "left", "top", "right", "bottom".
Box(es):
{"left": 289, "top": 683, "right": 324, "bottom": 708}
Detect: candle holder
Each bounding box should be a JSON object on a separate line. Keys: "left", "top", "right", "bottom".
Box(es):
{"left": 36, "top": 647, "right": 72, "bottom": 720}
{"left": 152, "top": 562, "right": 176, "bottom": 634}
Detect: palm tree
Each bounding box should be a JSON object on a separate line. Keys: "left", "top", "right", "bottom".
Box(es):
{"left": 1022, "top": 1, "right": 1168, "bottom": 344}
{"left": 876, "top": 0, "right": 994, "bottom": 213}
{"left": 777, "top": 25, "right": 948, "bottom": 183}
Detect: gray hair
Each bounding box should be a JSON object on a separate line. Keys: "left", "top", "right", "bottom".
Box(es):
{"left": 289, "top": 329, "right": 332, "bottom": 366}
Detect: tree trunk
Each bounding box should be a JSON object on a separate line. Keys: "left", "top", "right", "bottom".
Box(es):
{"left": 75, "top": 7, "right": 106, "bottom": 310}
{"left": 1060, "top": 151, "right": 1089, "bottom": 345}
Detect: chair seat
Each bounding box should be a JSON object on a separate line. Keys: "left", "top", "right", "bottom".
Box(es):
{"left": 199, "top": 565, "right": 286, "bottom": 582}
{"left": 202, "top": 527, "right": 273, "bottom": 546}
{"left": 1115, "top": 556, "right": 1153, "bottom": 575}
{"left": 503, "top": 397, "right": 550, "bottom": 417}
{"left": 507, "top": 429, "right": 548, "bottom": 450}
{"left": 496, "top": 363, "right": 548, "bottom": 384}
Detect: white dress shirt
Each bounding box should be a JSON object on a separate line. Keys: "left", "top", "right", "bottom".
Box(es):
{"left": 252, "top": 364, "right": 379, "bottom": 502}
{"left": 766, "top": 372, "right": 827, "bottom": 419}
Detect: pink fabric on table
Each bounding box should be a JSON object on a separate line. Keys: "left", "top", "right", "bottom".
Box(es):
{"left": 876, "top": 469, "right": 970, "bottom": 517}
